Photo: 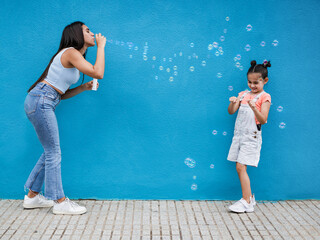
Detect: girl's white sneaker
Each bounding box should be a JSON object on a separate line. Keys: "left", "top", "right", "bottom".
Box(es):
{"left": 53, "top": 198, "right": 87, "bottom": 215}
{"left": 228, "top": 197, "right": 254, "bottom": 213}
{"left": 23, "top": 194, "right": 54, "bottom": 209}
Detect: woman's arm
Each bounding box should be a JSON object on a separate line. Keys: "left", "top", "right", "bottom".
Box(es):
{"left": 61, "top": 80, "right": 99, "bottom": 100}
{"left": 247, "top": 100, "right": 271, "bottom": 124}
{"left": 64, "top": 34, "right": 106, "bottom": 79}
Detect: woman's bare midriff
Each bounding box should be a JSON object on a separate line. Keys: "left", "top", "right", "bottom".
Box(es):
{"left": 40, "top": 80, "right": 64, "bottom": 95}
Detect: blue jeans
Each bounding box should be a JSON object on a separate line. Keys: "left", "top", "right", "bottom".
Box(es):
{"left": 24, "top": 82, "right": 64, "bottom": 200}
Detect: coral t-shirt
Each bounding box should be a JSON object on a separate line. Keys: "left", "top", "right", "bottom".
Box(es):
{"left": 238, "top": 91, "right": 271, "bottom": 124}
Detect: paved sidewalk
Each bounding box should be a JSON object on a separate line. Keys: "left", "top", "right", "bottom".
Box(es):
{"left": 0, "top": 199, "right": 319, "bottom": 240}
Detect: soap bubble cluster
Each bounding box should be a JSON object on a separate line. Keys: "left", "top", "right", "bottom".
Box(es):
{"left": 184, "top": 158, "right": 196, "bottom": 168}
{"left": 277, "top": 106, "right": 283, "bottom": 112}
{"left": 191, "top": 184, "right": 198, "bottom": 191}
{"left": 279, "top": 122, "right": 286, "bottom": 129}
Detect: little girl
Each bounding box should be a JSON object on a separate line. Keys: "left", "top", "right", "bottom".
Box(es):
{"left": 227, "top": 60, "right": 271, "bottom": 213}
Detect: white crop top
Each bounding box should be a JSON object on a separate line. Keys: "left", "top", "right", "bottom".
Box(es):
{"left": 44, "top": 47, "right": 80, "bottom": 94}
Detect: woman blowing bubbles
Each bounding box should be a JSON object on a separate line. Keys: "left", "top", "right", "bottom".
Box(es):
{"left": 23, "top": 21, "right": 106, "bottom": 215}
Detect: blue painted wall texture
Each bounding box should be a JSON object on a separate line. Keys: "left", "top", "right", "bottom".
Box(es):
{"left": 1, "top": 0, "right": 319, "bottom": 200}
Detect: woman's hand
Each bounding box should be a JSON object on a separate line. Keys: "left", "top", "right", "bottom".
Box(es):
{"left": 83, "top": 80, "right": 100, "bottom": 91}
{"left": 95, "top": 33, "right": 106, "bottom": 48}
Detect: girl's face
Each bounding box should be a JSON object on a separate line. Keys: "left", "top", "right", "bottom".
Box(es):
{"left": 247, "top": 73, "right": 268, "bottom": 94}
{"left": 82, "top": 25, "right": 95, "bottom": 47}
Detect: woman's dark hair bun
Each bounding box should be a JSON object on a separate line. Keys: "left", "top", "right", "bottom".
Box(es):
{"left": 263, "top": 60, "right": 271, "bottom": 68}
{"left": 250, "top": 60, "right": 257, "bottom": 67}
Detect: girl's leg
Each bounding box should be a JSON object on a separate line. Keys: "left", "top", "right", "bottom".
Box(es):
{"left": 25, "top": 153, "right": 45, "bottom": 197}
{"left": 26, "top": 97, "right": 65, "bottom": 201}
{"left": 236, "top": 162, "right": 252, "bottom": 203}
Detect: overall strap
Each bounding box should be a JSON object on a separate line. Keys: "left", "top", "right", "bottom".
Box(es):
{"left": 239, "top": 91, "right": 250, "bottom": 101}
{"left": 253, "top": 91, "right": 265, "bottom": 102}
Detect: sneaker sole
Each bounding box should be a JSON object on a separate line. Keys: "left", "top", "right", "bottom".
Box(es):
{"left": 23, "top": 203, "right": 54, "bottom": 209}
{"left": 52, "top": 209, "right": 87, "bottom": 215}
{"left": 228, "top": 207, "right": 254, "bottom": 213}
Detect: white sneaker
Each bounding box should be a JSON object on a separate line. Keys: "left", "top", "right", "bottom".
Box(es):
{"left": 228, "top": 197, "right": 254, "bottom": 213}
{"left": 252, "top": 194, "right": 257, "bottom": 206}
{"left": 23, "top": 194, "right": 54, "bottom": 209}
{"left": 53, "top": 198, "right": 87, "bottom": 215}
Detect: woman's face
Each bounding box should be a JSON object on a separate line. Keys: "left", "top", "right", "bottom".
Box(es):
{"left": 82, "top": 25, "right": 95, "bottom": 47}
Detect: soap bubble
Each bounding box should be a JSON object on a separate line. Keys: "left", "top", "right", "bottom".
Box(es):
{"left": 213, "top": 42, "right": 218, "bottom": 48}
{"left": 218, "top": 47, "right": 223, "bottom": 52}
{"left": 189, "top": 66, "right": 195, "bottom": 72}
{"left": 190, "top": 43, "right": 194, "bottom": 47}
{"left": 121, "top": 41, "right": 125, "bottom": 46}
{"left": 173, "top": 66, "right": 178, "bottom": 71}
{"left": 220, "top": 36, "right": 225, "bottom": 42}
{"left": 155, "top": 76, "right": 158, "bottom": 80}
{"left": 236, "top": 62, "right": 241, "bottom": 68}
{"left": 215, "top": 51, "right": 220, "bottom": 56}
{"left": 272, "top": 40, "right": 279, "bottom": 47}
{"left": 193, "top": 176, "right": 197, "bottom": 180}
{"left": 279, "top": 122, "right": 286, "bottom": 129}
{"left": 212, "top": 130, "right": 218, "bottom": 135}
{"left": 129, "top": 55, "right": 133, "bottom": 58}
{"left": 228, "top": 86, "right": 233, "bottom": 91}
{"left": 239, "top": 66, "right": 244, "bottom": 71}
{"left": 277, "top": 106, "right": 283, "bottom": 112}
{"left": 166, "top": 68, "right": 170, "bottom": 73}
{"left": 226, "top": 16, "right": 230, "bottom": 21}
{"left": 192, "top": 53, "right": 197, "bottom": 58}
{"left": 179, "top": 52, "right": 183, "bottom": 56}
{"left": 220, "top": 51, "right": 224, "bottom": 55}
{"left": 210, "top": 164, "right": 214, "bottom": 169}
{"left": 234, "top": 57, "right": 238, "bottom": 61}
{"left": 152, "top": 56, "right": 156, "bottom": 60}
{"left": 201, "top": 61, "right": 206, "bottom": 67}
{"left": 184, "top": 158, "right": 196, "bottom": 168}
{"left": 208, "top": 44, "right": 213, "bottom": 50}
{"left": 246, "top": 24, "right": 252, "bottom": 31}
{"left": 217, "top": 73, "right": 223, "bottom": 78}
{"left": 169, "top": 58, "right": 172, "bottom": 62}
{"left": 169, "top": 76, "right": 174, "bottom": 82}
{"left": 163, "top": 58, "right": 166, "bottom": 62}
{"left": 260, "top": 41, "right": 266, "bottom": 47}
{"left": 236, "top": 54, "right": 241, "bottom": 60}
{"left": 159, "top": 66, "right": 163, "bottom": 71}
{"left": 245, "top": 44, "right": 251, "bottom": 51}
{"left": 174, "top": 71, "right": 178, "bottom": 76}
{"left": 223, "top": 131, "right": 227, "bottom": 136}
{"left": 134, "top": 46, "right": 138, "bottom": 51}
{"left": 143, "top": 55, "right": 148, "bottom": 61}
{"left": 174, "top": 53, "right": 177, "bottom": 57}
{"left": 191, "top": 184, "right": 198, "bottom": 191}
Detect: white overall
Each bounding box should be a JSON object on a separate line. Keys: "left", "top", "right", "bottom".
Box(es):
{"left": 227, "top": 91, "right": 265, "bottom": 167}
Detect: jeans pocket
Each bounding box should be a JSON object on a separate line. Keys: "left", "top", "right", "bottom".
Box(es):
{"left": 24, "top": 94, "right": 40, "bottom": 115}
{"left": 44, "top": 92, "right": 56, "bottom": 100}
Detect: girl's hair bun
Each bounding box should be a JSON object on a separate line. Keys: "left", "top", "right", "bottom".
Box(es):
{"left": 263, "top": 60, "right": 271, "bottom": 68}
{"left": 250, "top": 60, "right": 257, "bottom": 67}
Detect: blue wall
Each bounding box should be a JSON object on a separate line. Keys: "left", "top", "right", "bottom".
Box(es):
{"left": 1, "top": 0, "right": 319, "bottom": 200}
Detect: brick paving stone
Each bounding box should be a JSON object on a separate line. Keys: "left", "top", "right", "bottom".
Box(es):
{"left": 0, "top": 200, "right": 319, "bottom": 239}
